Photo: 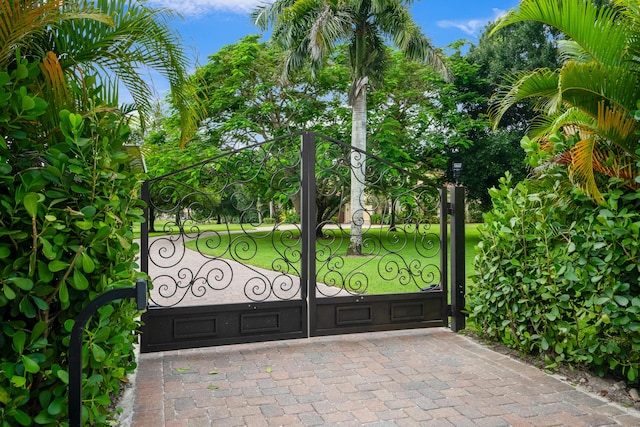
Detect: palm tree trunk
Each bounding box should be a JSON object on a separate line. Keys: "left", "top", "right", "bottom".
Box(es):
{"left": 347, "top": 78, "right": 367, "bottom": 255}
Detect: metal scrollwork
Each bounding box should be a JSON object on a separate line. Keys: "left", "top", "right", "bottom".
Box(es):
{"left": 314, "top": 138, "right": 443, "bottom": 296}
{"left": 142, "top": 133, "right": 444, "bottom": 307}
{"left": 145, "top": 138, "right": 302, "bottom": 307}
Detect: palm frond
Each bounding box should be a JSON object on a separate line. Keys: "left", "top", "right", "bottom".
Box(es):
{"left": 0, "top": 0, "right": 110, "bottom": 69}
{"left": 376, "top": 1, "right": 449, "bottom": 81}
{"left": 595, "top": 102, "right": 639, "bottom": 153}
{"left": 253, "top": 0, "right": 298, "bottom": 31}
{"left": 616, "top": 0, "right": 640, "bottom": 67}
{"left": 489, "top": 68, "right": 560, "bottom": 129}
{"left": 52, "top": 0, "right": 202, "bottom": 145}
{"left": 592, "top": 145, "right": 639, "bottom": 189}
{"left": 39, "top": 51, "right": 69, "bottom": 113}
{"left": 569, "top": 134, "right": 603, "bottom": 202}
{"left": 556, "top": 40, "right": 592, "bottom": 64}
{"left": 559, "top": 61, "right": 639, "bottom": 117}
{"left": 492, "top": 0, "right": 630, "bottom": 67}
{"left": 530, "top": 107, "right": 596, "bottom": 138}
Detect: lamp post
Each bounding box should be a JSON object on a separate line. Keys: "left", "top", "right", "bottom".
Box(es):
{"left": 453, "top": 162, "right": 462, "bottom": 185}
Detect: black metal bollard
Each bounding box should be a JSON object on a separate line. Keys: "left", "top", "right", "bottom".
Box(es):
{"left": 68, "top": 279, "right": 147, "bottom": 427}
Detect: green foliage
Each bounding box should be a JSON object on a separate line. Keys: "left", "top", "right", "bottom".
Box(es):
{"left": 369, "top": 49, "right": 482, "bottom": 176}
{"left": 470, "top": 172, "right": 640, "bottom": 382}
{"left": 0, "top": 59, "right": 145, "bottom": 425}
{"left": 190, "top": 35, "right": 347, "bottom": 147}
{"left": 468, "top": 20, "right": 560, "bottom": 131}
{"left": 369, "top": 214, "right": 388, "bottom": 225}
{"left": 282, "top": 211, "right": 300, "bottom": 224}
{"left": 489, "top": 0, "right": 640, "bottom": 202}
{"left": 449, "top": 19, "right": 560, "bottom": 210}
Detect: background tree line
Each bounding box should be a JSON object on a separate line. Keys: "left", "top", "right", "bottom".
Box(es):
{"left": 147, "top": 17, "right": 561, "bottom": 222}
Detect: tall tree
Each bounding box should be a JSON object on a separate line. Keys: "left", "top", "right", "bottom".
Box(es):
{"left": 489, "top": 0, "right": 640, "bottom": 202}
{"left": 254, "top": 0, "right": 449, "bottom": 254}
{"left": 448, "top": 21, "right": 560, "bottom": 210}
{"left": 191, "top": 35, "right": 347, "bottom": 147}
{"left": 468, "top": 21, "right": 560, "bottom": 132}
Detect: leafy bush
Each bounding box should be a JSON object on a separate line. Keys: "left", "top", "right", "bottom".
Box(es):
{"left": 369, "top": 214, "right": 386, "bottom": 225}
{"left": 0, "top": 58, "right": 145, "bottom": 425}
{"left": 470, "top": 171, "right": 640, "bottom": 382}
{"left": 466, "top": 200, "right": 485, "bottom": 223}
{"left": 282, "top": 211, "right": 300, "bottom": 224}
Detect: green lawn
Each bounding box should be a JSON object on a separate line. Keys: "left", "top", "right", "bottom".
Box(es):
{"left": 134, "top": 220, "right": 254, "bottom": 238}
{"left": 182, "top": 224, "right": 481, "bottom": 295}
{"left": 465, "top": 223, "right": 481, "bottom": 283}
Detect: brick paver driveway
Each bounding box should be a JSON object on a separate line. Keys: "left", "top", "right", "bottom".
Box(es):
{"left": 122, "top": 328, "right": 640, "bottom": 426}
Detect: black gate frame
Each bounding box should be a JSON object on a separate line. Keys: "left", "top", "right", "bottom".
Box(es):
{"left": 139, "top": 132, "right": 465, "bottom": 352}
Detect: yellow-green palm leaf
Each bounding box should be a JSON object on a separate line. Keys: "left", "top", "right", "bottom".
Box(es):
{"left": 0, "top": 0, "right": 110, "bottom": 69}
{"left": 489, "top": 68, "right": 561, "bottom": 128}
{"left": 492, "top": 0, "right": 630, "bottom": 67}
{"left": 491, "top": 0, "right": 640, "bottom": 201}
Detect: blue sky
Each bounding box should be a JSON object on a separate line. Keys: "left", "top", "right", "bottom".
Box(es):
{"left": 139, "top": 0, "right": 520, "bottom": 100}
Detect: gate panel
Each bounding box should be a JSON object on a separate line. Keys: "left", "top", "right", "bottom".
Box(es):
{"left": 140, "top": 136, "right": 308, "bottom": 352}
{"left": 307, "top": 135, "right": 448, "bottom": 336}
{"left": 313, "top": 293, "right": 445, "bottom": 336}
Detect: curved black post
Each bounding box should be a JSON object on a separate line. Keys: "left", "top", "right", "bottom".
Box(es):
{"left": 68, "top": 279, "right": 147, "bottom": 427}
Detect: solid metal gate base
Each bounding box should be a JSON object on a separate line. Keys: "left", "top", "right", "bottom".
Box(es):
{"left": 140, "top": 291, "right": 447, "bottom": 353}
{"left": 141, "top": 300, "right": 307, "bottom": 353}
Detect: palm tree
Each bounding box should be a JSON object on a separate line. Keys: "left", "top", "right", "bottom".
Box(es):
{"left": 489, "top": 0, "right": 640, "bottom": 202}
{"left": 0, "top": 0, "right": 201, "bottom": 144}
{"left": 254, "top": 0, "right": 449, "bottom": 254}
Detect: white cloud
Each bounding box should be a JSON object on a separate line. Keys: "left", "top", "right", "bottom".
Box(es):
{"left": 437, "top": 8, "right": 507, "bottom": 37}
{"left": 147, "top": 0, "right": 272, "bottom": 15}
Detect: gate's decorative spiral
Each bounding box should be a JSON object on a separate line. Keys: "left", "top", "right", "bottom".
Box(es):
{"left": 142, "top": 133, "right": 442, "bottom": 307}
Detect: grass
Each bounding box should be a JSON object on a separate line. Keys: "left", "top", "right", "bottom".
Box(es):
{"left": 182, "top": 224, "right": 482, "bottom": 295}
{"left": 134, "top": 220, "right": 254, "bottom": 238}
{"left": 465, "top": 223, "right": 481, "bottom": 283}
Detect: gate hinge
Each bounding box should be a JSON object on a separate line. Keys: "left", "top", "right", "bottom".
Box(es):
{"left": 446, "top": 202, "right": 453, "bottom": 215}
{"left": 447, "top": 304, "right": 453, "bottom": 316}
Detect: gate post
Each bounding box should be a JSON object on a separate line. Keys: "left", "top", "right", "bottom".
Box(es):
{"left": 140, "top": 180, "right": 149, "bottom": 275}
{"left": 439, "top": 187, "right": 449, "bottom": 324}
{"left": 301, "top": 132, "right": 316, "bottom": 336}
{"left": 450, "top": 185, "right": 466, "bottom": 332}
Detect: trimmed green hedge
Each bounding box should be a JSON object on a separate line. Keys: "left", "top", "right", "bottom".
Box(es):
{"left": 470, "top": 172, "right": 640, "bottom": 382}
{"left": 0, "top": 57, "right": 145, "bottom": 425}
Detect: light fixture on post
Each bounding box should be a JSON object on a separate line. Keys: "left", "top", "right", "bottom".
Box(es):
{"left": 453, "top": 162, "right": 462, "bottom": 186}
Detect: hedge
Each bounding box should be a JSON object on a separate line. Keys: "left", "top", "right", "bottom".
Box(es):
{"left": 0, "top": 56, "right": 145, "bottom": 425}
{"left": 470, "top": 171, "right": 640, "bottom": 382}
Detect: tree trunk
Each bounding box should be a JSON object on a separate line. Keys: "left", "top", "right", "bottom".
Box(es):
{"left": 389, "top": 198, "right": 397, "bottom": 232}
{"left": 289, "top": 189, "right": 301, "bottom": 222}
{"left": 149, "top": 205, "right": 156, "bottom": 232}
{"left": 347, "top": 78, "right": 367, "bottom": 255}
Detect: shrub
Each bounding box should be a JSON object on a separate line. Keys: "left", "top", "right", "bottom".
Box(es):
{"left": 283, "top": 211, "right": 300, "bottom": 224}
{"left": 370, "top": 214, "right": 384, "bottom": 225}
{"left": 465, "top": 200, "right": 485, "bottom": 223}
{"left": 470, "top": 171, "right": 640, "bottom": 382}
{"left": 0, "top": 59, "right": 145, "bottom": 425}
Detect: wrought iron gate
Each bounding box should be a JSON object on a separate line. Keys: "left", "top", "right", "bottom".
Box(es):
{"left": 139, "top": 132, "right": 465, "bottom": 353}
